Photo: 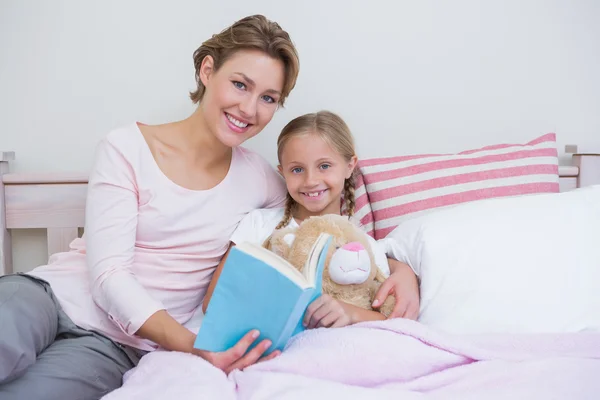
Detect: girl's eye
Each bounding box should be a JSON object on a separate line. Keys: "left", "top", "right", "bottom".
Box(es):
{"left": 320, "top": 164, "right": 331, "bottom": 170}
{"left": 291, "top": 167, "right": 303, "bottom": 174}
{"left": 261, "top": 95, "right": 275, "bottom": 103}
{"left": 233, "top": 81, "right": 246, "bottom": 90}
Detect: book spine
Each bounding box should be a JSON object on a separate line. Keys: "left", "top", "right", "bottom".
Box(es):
{"left": 273, "top": 288, "right": 316, "bottom": 351}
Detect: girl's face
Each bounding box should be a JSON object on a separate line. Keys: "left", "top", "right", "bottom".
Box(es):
{"left": 199, "top": 49, "right": 284, "bottom": 148}
{"left": 278, "top": 133, "right": 357, "bottom": 218}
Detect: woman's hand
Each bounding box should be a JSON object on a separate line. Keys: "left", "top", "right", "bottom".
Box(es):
{"left": 303, "top": 294, "right": 353, "bottom": 329}
{"left": 136, "top": 311, "right": 279, "bottom": 374}
{"left": 372, "top": 259, "right": 420, "bottom": 320}
{"left": 194, "top": 330, "right": 280, "bottom": 374}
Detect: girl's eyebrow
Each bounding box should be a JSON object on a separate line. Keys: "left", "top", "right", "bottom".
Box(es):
{"left": 286, "top": 158, "right": 332, "bottom": 166}
{"left": 233, "top": 72, "right": 282, "bottom": 96}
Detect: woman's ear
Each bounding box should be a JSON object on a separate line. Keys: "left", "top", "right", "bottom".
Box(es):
{"left": 346, "top": 155, "right": 358, "bottom": 179}
{"left": 199, "top": 55, "right": 215, "bottom": 87}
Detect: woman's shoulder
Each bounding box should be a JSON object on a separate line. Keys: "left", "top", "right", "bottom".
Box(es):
{"left": 234, "top": 146, "right": 277, "bottom": 174}
{"left": 90, "top": 122, "right": 151, "bottom": 169}
{"left": 101, "top": 122, "right": 145, "bottom": 149}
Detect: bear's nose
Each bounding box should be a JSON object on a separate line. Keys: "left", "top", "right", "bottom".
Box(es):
{"left": 342, "top": 241, "right": 365, "bottom": 252}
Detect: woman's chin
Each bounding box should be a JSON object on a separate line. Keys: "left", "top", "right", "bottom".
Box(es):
{"left": 217, "top": 130, "right": 252, "bottom": 148}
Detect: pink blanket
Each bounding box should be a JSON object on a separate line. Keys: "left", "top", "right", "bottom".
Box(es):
{"left": 102, "top": 319, "right": 600, "bottom": 399}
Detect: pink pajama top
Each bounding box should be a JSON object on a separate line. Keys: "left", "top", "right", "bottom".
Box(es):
{"left": 29, "top": 122, "right": 287, "bottom": 351}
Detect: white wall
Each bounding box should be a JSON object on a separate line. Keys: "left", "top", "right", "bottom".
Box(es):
{"left": 1, "top": 0, "right": 599, "bottom": 272}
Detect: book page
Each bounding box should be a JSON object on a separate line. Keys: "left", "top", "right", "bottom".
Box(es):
{"left": 236, "top": 242, "right": 308, "bottom": 288}
{"left": 303, "top": 233, "right": 330, "bottom": 287}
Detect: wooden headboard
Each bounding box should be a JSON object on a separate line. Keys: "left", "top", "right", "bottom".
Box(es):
{"left": 1, "top": 150, "right": 599, "bottom": 275}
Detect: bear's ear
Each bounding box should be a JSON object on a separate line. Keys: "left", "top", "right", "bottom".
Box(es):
{"left": 283, "top": 233, "right": 295, "bottom": 248}
{"left": 269, "top": 231, "right": 296, "bottom": 259}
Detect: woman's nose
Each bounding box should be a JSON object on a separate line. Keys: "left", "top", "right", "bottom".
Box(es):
{"left": 239, "top": 95, "right": 258, "bottom": 118}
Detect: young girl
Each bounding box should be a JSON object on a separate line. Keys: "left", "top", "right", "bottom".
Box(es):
{"left": 204, "top": 111, "right": 420, "bottom": 331}
{"left": 0, "top": 15, "right": 299, "bottom": 399}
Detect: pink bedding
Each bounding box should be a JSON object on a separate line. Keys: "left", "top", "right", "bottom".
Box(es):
{"left": 102, "top": 319, "right": 600, "bottom": 399}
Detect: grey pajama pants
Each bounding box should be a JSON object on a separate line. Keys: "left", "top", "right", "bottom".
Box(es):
{"left": 0, "top": 274, "right": 146, "bottom": 400}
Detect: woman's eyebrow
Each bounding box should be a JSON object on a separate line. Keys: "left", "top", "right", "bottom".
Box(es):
{"left": 233, "top": 72, "right": 282, "bottom": 96}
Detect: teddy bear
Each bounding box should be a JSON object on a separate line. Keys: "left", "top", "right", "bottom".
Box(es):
{"left": 263, "top": 214, "right": 395, "bottom": 317}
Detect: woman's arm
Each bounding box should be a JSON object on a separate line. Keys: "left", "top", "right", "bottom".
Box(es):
{"left": 85, "top": 137, "right": 197, "bottom": 352}
{"left": 136, "top": 311, "right": 197, "bottom": 353}
{"left": 86, "top": 137, "right": 273, "bottom": 371}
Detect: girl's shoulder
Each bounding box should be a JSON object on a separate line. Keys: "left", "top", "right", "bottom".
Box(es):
{"left": 244, "top": 207, "right": 286, "bottom": 229}
{"left": 231, "top": 207, "right": 287, "bottom": 246}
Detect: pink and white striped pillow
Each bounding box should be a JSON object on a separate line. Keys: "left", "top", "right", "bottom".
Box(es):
{"left": 353, "top": 133, "right": 560, "bottom": 239}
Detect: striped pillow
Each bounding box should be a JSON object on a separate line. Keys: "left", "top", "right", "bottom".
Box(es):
{"left": 352, "top": 133, "right": 560, "bottom": 239}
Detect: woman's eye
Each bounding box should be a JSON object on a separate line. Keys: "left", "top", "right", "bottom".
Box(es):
{"left": 233, "top": 81, "right": 246, "bottom": 90}
{"left": 320, "top": 164, "right": 331, "bottom": 170}
{"left": 261, "top": 95, "right": 275, "bottom": 103}
{"left": 291, "top": 167, "right": 303, "bottom": 174}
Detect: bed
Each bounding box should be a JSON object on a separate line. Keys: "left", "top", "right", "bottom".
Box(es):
{"left": 1, "top": 147, "right": 597, "bottom": 275}
{"left": 1, "top": 143, "right": 599, "bottom": 399}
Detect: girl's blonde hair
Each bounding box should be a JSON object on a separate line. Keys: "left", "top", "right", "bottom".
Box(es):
{"left": 275, "top": 110, "right": 358, "bottom": 230}
{"left": 189, "top": 14, "right": 299, "bottom": 107}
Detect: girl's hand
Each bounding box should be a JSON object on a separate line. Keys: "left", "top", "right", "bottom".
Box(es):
{"left": 194, "top": 330, "right": 280, "bottom": 374}
{"left": 372, "top": 260, "right": 420, "bottom": 320}
{"left": 303, "top": 294, "right": 353, "bottom": 329}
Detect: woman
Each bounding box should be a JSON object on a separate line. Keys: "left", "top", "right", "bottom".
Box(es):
{"left": 0, "top": 14, "right": 299, "bottom": 399}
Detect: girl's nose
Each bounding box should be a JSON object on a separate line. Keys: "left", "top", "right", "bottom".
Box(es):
{"left": 304, "top": 171, "right": 319, "bottom": 186}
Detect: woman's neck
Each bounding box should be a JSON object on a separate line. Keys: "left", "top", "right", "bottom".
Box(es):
{"left": 178, "top": 107, "right": 231, "bottom": 169}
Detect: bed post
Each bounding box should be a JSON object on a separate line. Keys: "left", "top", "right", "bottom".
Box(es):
{"left": 0, "top": 151, "right": 16, "bottom": 275}
{"left": 565, "top": 145, "right": 600, "bottom": 188}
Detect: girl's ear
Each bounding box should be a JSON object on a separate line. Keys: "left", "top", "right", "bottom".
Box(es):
{"left": 278, "top": 164, "right": 283, "bottom": 176}
{"left": 199, "top": 55, "right": 215, "bottom": 87}
{"left": 346, "top": 155, "right": 358, "bottom": 179}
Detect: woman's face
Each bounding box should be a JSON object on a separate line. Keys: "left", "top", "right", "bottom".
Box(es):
{"left": 199, "top": 49, "right": 285, "bottom": 148}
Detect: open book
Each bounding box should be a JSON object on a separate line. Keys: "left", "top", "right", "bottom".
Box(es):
{"left": 194, "top": 233, "right": 333, "bottom": 354}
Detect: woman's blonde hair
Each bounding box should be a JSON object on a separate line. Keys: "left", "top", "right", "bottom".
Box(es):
{"left": 275, "top": 110, "right": 358, "bottom": 230}
{"left": 189, "top": 14, "right": 299, "bottom": 106}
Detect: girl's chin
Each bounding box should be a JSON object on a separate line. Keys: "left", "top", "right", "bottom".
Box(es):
{"left": 297, "top": 201, "right": 333, "bottom": 215}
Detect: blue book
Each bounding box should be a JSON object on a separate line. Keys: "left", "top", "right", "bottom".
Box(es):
{"left": 194, "top": 233, "right": 332, "bottom": 354}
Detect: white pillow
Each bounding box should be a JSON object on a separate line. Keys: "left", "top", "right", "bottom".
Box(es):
{"left": 380, "top": 185, "right": 600, "bottom": 334}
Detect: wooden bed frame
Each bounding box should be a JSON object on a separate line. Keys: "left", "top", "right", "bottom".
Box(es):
{"left": 1, "top": 150, "right": 599, "bottom": 275}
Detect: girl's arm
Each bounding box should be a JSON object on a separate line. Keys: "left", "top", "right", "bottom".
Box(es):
{"left": 371, "top": 258, "right": 420, "bottom": 320}
{"left": 202, "top": 244, "right": 233, "bottom": 314}
{"left": 342, "top": 301, "right": 386, "bottom": 323}
{"left": 303, "top": 294, "right": 385, "bottom": 329}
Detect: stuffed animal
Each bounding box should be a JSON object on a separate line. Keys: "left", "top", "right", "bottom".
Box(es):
{"left": 264, "top": 214, "right": 395, "bottom": 317}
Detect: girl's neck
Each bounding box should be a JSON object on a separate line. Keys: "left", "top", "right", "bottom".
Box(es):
{"left": 292, "top": 202, "right": 342, "bottom": 224}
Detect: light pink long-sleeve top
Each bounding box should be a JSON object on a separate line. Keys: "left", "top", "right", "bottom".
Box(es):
{"left": 29, "top": 122, "right": 287, "bottom": 351}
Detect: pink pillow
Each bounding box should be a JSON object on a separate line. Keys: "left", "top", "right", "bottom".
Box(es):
{"left": 353, "top": 133, "right": 560, "bottom": 239}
